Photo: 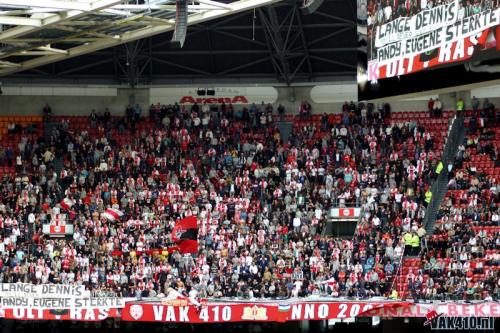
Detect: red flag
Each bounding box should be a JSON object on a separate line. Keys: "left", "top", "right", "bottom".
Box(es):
{"left": 171, "top": 216, "right": 198, "bottom": 254}
{"left": 496, "top": 26, "right": 500, "bottom": 51}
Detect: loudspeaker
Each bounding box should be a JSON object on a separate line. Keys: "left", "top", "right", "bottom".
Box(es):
{"left": 206, "top": 89, "right": 215, "bottom": 96}
{"left": 171, "top": 0, "right": 188, "bottom": 48}
{"left": 197, "top": 89, "right": 206, "bottom": 96}
{"left": 300, "top": 0, "right": 324, "bottom": 15}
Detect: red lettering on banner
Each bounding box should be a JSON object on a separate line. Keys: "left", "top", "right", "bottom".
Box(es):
{"left": 415, "top": 305, "right": 427, "bottom": 316}
{"left": 447, "top": 304, "right": 458, "bottom": 316}
{"left": 383, "top": 306, "right": 399, "bottom": 317}
{"left": 490, "top": 303, "right": 500, "bottom": 316}
{"left": 368, "top": 61, "right": 379, "bottom": 81}
{"left": 474, "top": 304, "right": 486, "bottom": 317}
{"left": 363, "top": 306, "right": 379, "bottom": 316}
{"left": 401, "top": 307, "right": 413, "bottom": 317}
{"left": 462, "top": 305, "right": 470, "bottom": 316}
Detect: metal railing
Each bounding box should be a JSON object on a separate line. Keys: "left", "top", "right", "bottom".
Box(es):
{"left": 423, "top": 112, "right": 466, "bottom": 231}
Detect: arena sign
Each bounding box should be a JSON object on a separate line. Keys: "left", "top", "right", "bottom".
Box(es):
{"left": 178, "top": 96, "right": 249, "bottom": 104}
{"left": 150, "top": 87, "right": 279, "bottom": 105}
{"left": 367, "top": 0, "right": 500, "bottom": 80}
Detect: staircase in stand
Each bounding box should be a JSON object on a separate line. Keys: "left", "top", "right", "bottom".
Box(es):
{"left": 423, "top": 114, "right": 467, "bottom": 233}
{"left": 276, "top": 121, "right": 293, "bottom": 143}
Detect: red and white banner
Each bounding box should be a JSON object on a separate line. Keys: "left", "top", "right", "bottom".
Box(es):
{"left": 330, "top": 208, "right": 361, "bottom": 218}
{"left": 60, "top": 198, "right": 74, "bottom": 210}
{"left": 102, "top": 208, "right": 124, "bottom": 222}
{"left": 369, "top": 27, "right": 499, "bottom": 80}
{"left": 49, "top": 225, "right": 66, "bottom": 234}
{"left": 2, "top": 301, "right": 500, "bottom": 322}
{"left": 121, "top": 301, "right": 500, "bottom": 323}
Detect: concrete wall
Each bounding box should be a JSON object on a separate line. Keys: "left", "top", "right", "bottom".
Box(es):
{"left": 0, "top": 84, "right": 498, "bottom": 116}
{"left": 0, "top": 88, "right": 149, "bottom": 116}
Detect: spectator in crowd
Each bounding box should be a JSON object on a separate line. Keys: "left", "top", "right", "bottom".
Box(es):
{"left": 456, "top": 98, "right": 464, "bottom": 116}
{"left": 43, "top": 103, "right": 52, "bottom": 120}
{"left": 428, "top": 98, "right": 434, "bottom": 117}
{"left": 433, "top": 98, "right": 442, "bottom": 117}
{"left": 471, "top": 96, "right": 480, "bottom": 115}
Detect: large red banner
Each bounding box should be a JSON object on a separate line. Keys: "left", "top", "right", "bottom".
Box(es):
{"left": 369, "top": 28, "right": 499, "bottom": 80}
{"left": 121, "top": 301, "right": 500, "bottom": 323}
{"left": 2, "top": 301, "right": 500, "bottom": 322}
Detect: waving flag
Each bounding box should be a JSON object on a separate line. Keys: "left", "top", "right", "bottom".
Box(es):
{"left": 171, "top": 216, "right": 198, "bottom": 254}
{"left": 60, "top": 198, "right": 75, "bottom": 211}
{"left": 102, "top": 208, "right": 124, "bottom": 222}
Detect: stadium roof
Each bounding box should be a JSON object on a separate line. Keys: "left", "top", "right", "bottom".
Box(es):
{"left": 0, "top": 0, "right": 357, "bottom": 85}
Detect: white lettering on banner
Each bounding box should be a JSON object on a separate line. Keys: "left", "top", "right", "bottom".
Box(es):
{"left": 304, "top": 304, "right": 315, "bottom": 320}
{"left": 373, "top": 6, "right": 500, "bottom": 65}
{"left": 318, "top": 304, "right": 329, "bottom": 319}
{"left": 199, "top": 307, "right": 209, "bottom": 322}
{"left": 166, "top": 306, "right": 176, "bottom": 321}
{"left": 338, "top": 303, "right": 348, "bottom": 318}
{"left": 179, "top": 307, "right": 190, "bottom": 322}
{"left": 291, "top": 304, "right": 302, "bottom": 320}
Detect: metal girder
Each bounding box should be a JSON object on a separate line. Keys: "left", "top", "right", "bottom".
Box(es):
{"left": 152, "top": 57, "right": 212, "bottom": 76}
{"left": 0, "top": 16, "right": 42, "bottom": 26}
{"left": 292, "top": 2, "right": 313, "bottom": 82}
{"left": 310, "top": 55, "right": 356, "bottom": 70}
{"left": 258, "top": 6, "right": 292, "bottom": 84}
{"left": 0, "top": 0, "right": 122, "bottom": 42}
{"left": 0, "top": 0, "right": 283, "bottom": 76}
{"left": 0, "top": 0, "right": 90, "bottom": 11}
{"left": 306, "top": 26, "right": 353, "bottom": 47}
{"left": 210, "top": 29, "right": 267, "bottom": 48}
{"left": 216, "top": 56, "right": 272, "bottom": 75}
{"left": 313, "top": 11, "right": 356, "bottom": 26}
{"left": 57, "top": 57, "right": 113, "bottom": 75}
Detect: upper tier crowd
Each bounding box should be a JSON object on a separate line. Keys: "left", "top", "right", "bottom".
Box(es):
{"left": 0, "top": 98, "right": 496, "bottom": 301}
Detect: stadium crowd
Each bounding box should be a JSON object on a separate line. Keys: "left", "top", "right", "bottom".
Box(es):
{"left": 0, "top": 99, "right": 480, "bottom": 301}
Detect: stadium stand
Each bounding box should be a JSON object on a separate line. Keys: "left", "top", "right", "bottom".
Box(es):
{"left": 2, "top": 101, "right": 490, "bottom": 302}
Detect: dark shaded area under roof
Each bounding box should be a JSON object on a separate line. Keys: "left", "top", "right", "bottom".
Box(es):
{"left": 3, "top": 0, "right": 357, "bottom": 85}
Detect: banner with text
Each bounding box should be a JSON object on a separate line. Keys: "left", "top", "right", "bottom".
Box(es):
{"left": 2, "top": 298, "right": 500, "bottom": 322}
{"left": 0, "top": 283, "right": 125, "bottom": 310}
{"left": 121, "top": 301, "right": 500, "bottom": 323}
{"left": 367, "top": 1, "right": 500, "bottom": 80}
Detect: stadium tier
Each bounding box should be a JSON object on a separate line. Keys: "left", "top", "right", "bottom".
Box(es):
{"left": 0, "top": 101, "right": 497, "bottom": 325}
